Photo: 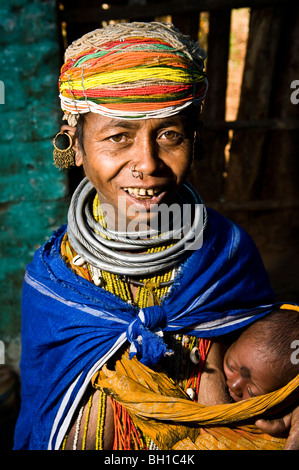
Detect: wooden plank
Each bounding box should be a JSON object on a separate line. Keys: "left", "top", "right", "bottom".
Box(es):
{"left": 190, "top": 9, "right": 231, "bottom": 201}
{"left": 171, "top": 12, "right": 200, "bottom": 41}
{"left": 261, "top": 5, "right": 299, "bottom": 203}
{"left": 224, "top": 6, "right": 282, "bottom": 203}
{"left": 204, "top": 10, "right": 231, "bottom": 121}
{"left": 225, "top": 5, "right": 299, "bottom": 205}
{"left": 203, "top": 118, "right": 299, "bottom": 130}
{"left": 208, "top": 199, "right": 299, "bottom": 212}
{"left": 59, "top": 0, "right": 294, "bottom": 23}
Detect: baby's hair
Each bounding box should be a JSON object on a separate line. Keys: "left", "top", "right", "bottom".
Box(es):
{"left": 249, "top": 308, "right": 299, "bottom": 384}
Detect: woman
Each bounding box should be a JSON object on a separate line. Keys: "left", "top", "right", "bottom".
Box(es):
{"left": 14, "top": 22, "right": 299, "bottom": 450}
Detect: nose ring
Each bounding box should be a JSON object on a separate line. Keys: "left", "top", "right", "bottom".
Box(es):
{"left": 131, "top": 164, "right": 143, "bottom": 179}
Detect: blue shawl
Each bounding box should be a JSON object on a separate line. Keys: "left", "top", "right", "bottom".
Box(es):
{"left": 14, "top": 208, "right": 278, "bottom": 450}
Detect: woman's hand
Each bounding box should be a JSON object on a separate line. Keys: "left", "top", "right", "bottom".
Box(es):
{"left": 255, "top": 405, "right": 299, "bottom": 450}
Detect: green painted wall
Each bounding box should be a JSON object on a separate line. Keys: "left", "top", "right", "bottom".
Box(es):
{"left": 0, "top": 0, "right": 68, "bottom": 357}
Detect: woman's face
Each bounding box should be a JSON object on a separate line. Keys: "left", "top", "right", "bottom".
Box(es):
{"left": 74, "top": 113, "right": 194, "bottom": 230}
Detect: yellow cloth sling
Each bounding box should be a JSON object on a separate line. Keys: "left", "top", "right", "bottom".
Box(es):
{"left": 92, "top": 351, "right": 299, "bottom": 450}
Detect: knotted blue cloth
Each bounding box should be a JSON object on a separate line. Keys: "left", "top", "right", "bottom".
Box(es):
{"left": 14, "top": 208, "right": 278, "bottom": 450}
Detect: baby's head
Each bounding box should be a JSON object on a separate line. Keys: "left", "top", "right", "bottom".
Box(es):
{"left": 223, "top": 306, "right": 299, "bottom": 402}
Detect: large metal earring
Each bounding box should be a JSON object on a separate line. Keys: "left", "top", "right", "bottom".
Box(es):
{"left": 53, "top": 131, "right": 76, "bottom": 169}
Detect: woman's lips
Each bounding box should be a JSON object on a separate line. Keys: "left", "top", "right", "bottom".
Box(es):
{"left": 121, "top": 187, "right": 167, "bottom": 209}
{"left": 123, "top": 187, "right": 161, "bottom": 198}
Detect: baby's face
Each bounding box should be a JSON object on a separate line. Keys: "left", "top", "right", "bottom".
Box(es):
{"left": 223, "top": 332, "right": 281, "bottom": 402}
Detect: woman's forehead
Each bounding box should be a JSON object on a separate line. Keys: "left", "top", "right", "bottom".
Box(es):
{"left": 83, "top": 112, "right": 191, "bottom": 131}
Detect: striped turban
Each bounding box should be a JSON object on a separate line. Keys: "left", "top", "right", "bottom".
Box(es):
{"left": 59, "top": 21, "right": 208, "bottom": 124}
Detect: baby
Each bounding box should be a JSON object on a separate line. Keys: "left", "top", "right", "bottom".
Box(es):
{"left": 223, "top": 307, "right": 299, "bottom": 402}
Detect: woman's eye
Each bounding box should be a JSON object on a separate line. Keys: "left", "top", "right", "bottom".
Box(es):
{"left": 161, "top": 130, "right": 180, "bottom": 140}
{"left": 109, "top": 134, "right": 127, "bottom": 143}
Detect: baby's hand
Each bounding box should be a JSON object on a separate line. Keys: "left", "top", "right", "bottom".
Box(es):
{"left": 255, "top": 405, "right": 299, "bottom": 450}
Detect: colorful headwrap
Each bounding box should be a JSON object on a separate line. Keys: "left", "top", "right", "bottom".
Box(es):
{"left": 59, "top": 22, "right": 208, "bottom": 123}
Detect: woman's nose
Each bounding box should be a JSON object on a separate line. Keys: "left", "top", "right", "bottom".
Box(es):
{"left": 134, "top": 137, "right": 162, "bottom": 176}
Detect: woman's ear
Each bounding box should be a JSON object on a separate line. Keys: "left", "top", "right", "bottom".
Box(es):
{"left": 60, "top": 124, "right": 76, "bottom": 138}
{"left": 72, "top": 135, "right": 84, "bottom": 167}
{"left": 60, "top": 124, "right": 84, "bottom": 167}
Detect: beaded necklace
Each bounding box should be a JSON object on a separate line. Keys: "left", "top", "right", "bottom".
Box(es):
{"left": 89, "top": 192, "right": 176, "bottom": 308}
{"left": 60, "top": 193, "right": 210, "bottom": 450}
